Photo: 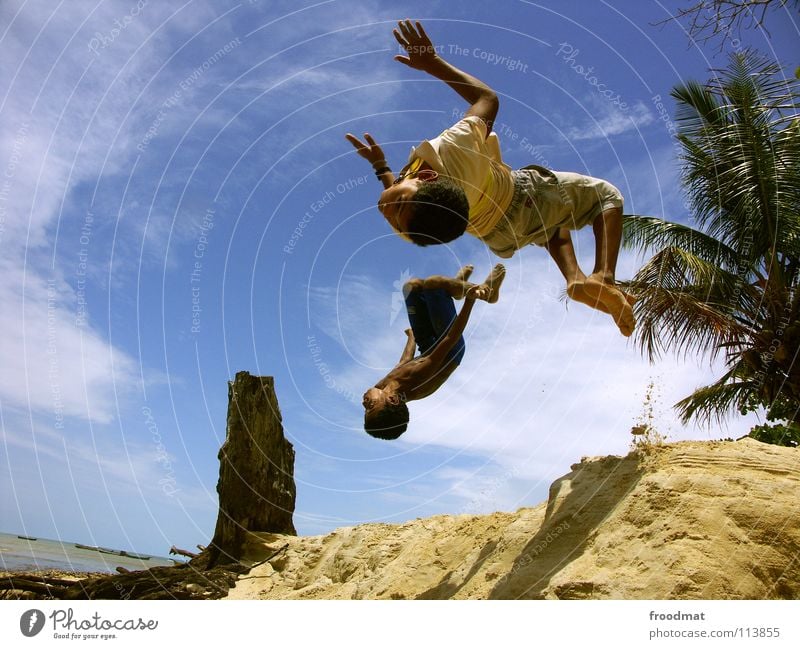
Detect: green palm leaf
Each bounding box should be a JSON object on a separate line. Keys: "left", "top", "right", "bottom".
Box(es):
{"left": 631, "top": 50, "right": 800, "bottom": 426}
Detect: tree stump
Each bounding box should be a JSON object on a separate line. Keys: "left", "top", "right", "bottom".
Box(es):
{"left": 206, "top": 372, "right": 296, "bottom": 568}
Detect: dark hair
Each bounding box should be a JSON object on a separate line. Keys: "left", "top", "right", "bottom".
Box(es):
{"left": 364, "top": 401, "right": 409, "bottom": 440}
{"left": 406, "top": 179, "right": 469, "bottom": 246}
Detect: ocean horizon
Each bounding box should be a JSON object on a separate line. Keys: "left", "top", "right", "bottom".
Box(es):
{"left": 0, "top": 532, "right": 178, "bottom": 574}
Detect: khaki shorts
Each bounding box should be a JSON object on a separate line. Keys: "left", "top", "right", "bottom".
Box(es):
{"left": 481, "top": 165, "right": 624, "bottom": 258}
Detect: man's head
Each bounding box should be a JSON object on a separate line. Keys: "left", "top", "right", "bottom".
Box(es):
{"left": 363, "top": 387, "right": 409, "bottom": 440}
{"left": 378, "top": 170, "right": 469, "bottom": 246}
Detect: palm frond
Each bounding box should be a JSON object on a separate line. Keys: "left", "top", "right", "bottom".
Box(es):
{"left": 623, "top": 215, "right": 740, "bottom": 269}
{"left": 675, "top": 366, "right": 756, "bottom": 426}
{"left": 625, "top": 247, "right": 755, "bottom": 362}
{"left": 632, "top": 50, "right": 800, "bottom": 427}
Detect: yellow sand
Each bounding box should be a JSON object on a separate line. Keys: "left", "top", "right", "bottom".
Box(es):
{"left": 226, "top": 439, "right": 799, "bottom": 599}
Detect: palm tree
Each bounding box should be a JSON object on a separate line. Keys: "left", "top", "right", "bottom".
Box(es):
{"left": 623, "top": 50, "right": 800, "bottom": 435}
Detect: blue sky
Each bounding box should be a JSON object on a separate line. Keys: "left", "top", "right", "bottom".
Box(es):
{"left": 1, "top": 0, "right": 798, "bottom": 556}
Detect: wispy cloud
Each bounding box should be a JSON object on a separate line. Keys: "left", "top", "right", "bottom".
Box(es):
{"left": 305, "top": 252, "right": 761, "bottom": 514}
{"left": 566, "top": 100, "right": 655, "bottom": 141}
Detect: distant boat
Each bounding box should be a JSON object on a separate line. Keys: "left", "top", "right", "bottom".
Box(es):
{"left": 97, "top": 547, "right": 119, "bottom": 555}
{"left": 75, "top": 543, "right": 100, "bottom": 551}
{"left": 120, "top": 551, "right": 151, "bottom": 560}
{"left": 72, "top": 543, "right": 151, "bottom": 560}
{"left": 17, "top": 535, "right": 37, "bottom": 541}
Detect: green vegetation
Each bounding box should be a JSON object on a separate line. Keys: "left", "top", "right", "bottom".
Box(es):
{"left": 624, "top": 51, "right": 799, "bottom": 445}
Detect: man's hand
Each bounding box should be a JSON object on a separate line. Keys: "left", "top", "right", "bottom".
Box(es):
{"left": 390, "top": 19, "right": 499, "bottom": 134}
{"left": 404, "top": 328, "right": 415, "bottom": 341}
{"left": 393, "top": 20, "right": 440, "bottom": 71}
{"left": 344, "top": 132, "right": 387, "bottom": 167}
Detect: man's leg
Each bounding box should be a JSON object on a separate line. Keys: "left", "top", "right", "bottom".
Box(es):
{"left": 547, "top": 228, "right": 615, "bottom": 316}
{"left": 403, "top": 279, "right": 438, "bottom": 355}
{"left": 416, "top": 286, "right": 465, "bottom": 365}
{"left": 546, "top": 219, "right": 635, "bottom": 335}
{"left": 582, "top": 206, "right": 635, "bottom": 336}
{"left": 590, "top": 205, "right": 623, "bottom": 284}
{"left": 421, "top": 264, "right": 506, "bottom": 303}
{"left": 418, "top": 265, "right": 474, "bottom": 300}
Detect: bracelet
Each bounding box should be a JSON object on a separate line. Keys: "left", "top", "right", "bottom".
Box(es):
{"left": 374, "top": 167, "right": 391, "bottom": 177}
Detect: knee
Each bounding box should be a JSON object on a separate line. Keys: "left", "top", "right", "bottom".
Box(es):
{"left": 403, "top": 278, "right": 423, "bottom": 296}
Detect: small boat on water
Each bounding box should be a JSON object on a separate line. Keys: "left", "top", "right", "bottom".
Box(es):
{"left": 120, "top": 551, "right": 151, "bottom": 560}
{"left": 73, "top": 543, "right": 151, "bottom": 560}
{"left": 17, "top": 535, "right": 37, "bottom": 541}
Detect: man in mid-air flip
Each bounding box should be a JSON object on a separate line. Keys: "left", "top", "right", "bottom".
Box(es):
{"left": 346, "top": 20, "right": 635, "bottom": 336}
{"left": 363, "top": 264, "right": 505, "bottom": 439}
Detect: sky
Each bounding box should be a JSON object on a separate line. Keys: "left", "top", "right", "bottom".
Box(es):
{"left": 1, "top": 0, "right": 798, "bottom": 557}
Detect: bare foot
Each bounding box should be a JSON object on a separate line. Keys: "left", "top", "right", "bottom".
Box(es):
{"left": 582, "top": 274, "right": 636, "bottom": 337}
{"left": 568, "top": 281, "right": 635, "bottom": 312}
{"left": 468, "top": 264, "right": 506, "bottom": 303}
{"left": 451, "top": 265, "right": 475, "bottom": 300}
{"left": 567, "top": 281, "right": 613, "bottom": 315}
{"left": 454, "top": 264, "right": 474, "bottom": 282}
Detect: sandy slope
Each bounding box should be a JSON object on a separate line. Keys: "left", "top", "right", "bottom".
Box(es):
{"left": 226, "top": 439, "right": 799, "bottom": 599}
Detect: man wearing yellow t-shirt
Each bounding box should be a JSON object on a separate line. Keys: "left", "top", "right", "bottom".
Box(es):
{"left": 346, "top": 20, "right": 635, "bottom": 336}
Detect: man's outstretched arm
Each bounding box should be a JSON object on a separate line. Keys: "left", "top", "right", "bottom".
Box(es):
{"left": 393, "top": 20, "right": 499, "bottom": 134}
{"left": 398, "top": 328, "right": 416, "bottom": 364}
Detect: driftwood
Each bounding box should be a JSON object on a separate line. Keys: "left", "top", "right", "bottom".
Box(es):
{"left": 1, "top": 576, "right": 68, "bottom": 598}
{"left": 169, "top": 545, "right": 198, "bottom": 559}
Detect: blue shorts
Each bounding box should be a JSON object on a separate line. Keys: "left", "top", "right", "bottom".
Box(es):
{"left": 404, "top": 288, "right": 466, "bottom": 367}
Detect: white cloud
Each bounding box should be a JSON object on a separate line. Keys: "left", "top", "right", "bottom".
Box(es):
{"left": 0, "top": 1, "right": 222, "bottom": 424}
{"left": 0, "top": 262, "right": 139, "bottom": 424}
{"left": 307, "top": 251, "right": 761, "bottom": 512}
{"left": 567, "top": 100, "right": 655, "bottom": 141}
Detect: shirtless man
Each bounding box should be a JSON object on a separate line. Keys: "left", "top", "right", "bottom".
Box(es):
{"left": 363, "top": 264, "right": 505, "bottom": 439}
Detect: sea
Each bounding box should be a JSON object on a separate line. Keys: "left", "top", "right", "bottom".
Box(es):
{"left": 0, "top": 532, "right": 178, "bottom": 573}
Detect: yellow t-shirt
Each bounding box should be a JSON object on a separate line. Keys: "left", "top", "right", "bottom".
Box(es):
{"left": 408, "top": 116, "right": 515, "bottom": 238}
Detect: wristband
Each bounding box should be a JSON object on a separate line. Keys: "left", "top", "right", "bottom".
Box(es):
{"left": 374, "top": 167, "right": 391, "bottom": 177}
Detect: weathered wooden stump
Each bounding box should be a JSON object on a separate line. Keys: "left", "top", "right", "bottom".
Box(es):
{"left": 206, "top": 372, "right": 296, "bottom": 568}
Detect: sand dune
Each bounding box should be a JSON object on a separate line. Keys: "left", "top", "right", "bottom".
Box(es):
{"left": 226, "top": 438, "right": 799, "bottom": 599}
